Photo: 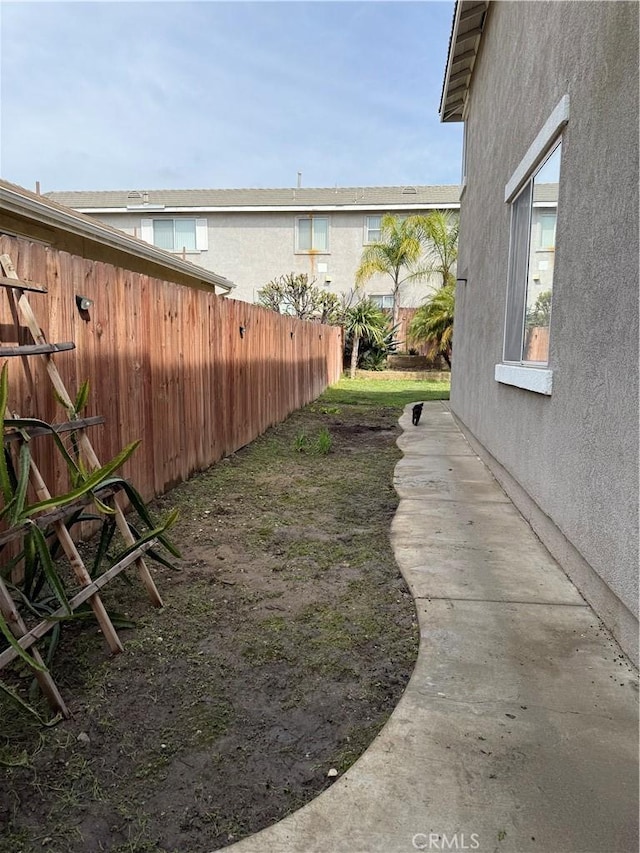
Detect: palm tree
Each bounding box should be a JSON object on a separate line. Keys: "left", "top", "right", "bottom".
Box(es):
{"left": 408, "top": 282, "right": 455, "bottom": 367}
{"left": 343, "top": 299, "right": 387, "bottom": 379}
{"left": 355, "top": 214, "right": 425, "bottom": 328}
{"left": 410, "top": 210, "right": 459, "bottom": 287}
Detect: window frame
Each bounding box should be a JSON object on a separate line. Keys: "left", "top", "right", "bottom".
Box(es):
{"left": 503, "top": 140, "right": 561, "bottom": 368}
{"left": 153, "top": 218, "right": 197, "bottom": 252}
{"left": 496, "top": 95, "right": 569, "bottom": 396}
{"left": 295, "top": 215, "right": 330, "bottom": 254}
{"left": 141, "top": 217, "right": 208, "bottom": 253}
{"left": 370, "top": 294, "right": 394, "bottom": 310}
{"left": 364, "top": 215, "right": 382, "bottom": 244}
{"left": 537, "top": 212, "right": 557, "bottom": 251}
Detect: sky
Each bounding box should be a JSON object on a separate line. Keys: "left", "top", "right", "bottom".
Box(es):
{"left": 0, "top": 1, "right": 462, "bottom": 193}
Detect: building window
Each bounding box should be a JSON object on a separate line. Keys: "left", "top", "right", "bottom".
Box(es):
{"left": 153, "top": 219, "right": 196, "bottom": 251}
{"left": 370, "top": 295, "right": 394, "bottom": 310}
{"left": 296, "top": 216, "right": 329, "bottom": 252}
{"left": 140, "top": 218, "right": 208, "bottom": 252}
{"left": 503, "top": 141, "right": 562, "bottom": 366}
{"left": 537, "top": 213, "right": 557, "bottom": 250}
{"left": 364, "top": 215, "right": 382, "bottom": 243}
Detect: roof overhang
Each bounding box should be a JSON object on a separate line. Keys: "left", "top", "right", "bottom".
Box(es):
{"left": 0, "top": 181, "right": 235, "bottom": 295}
{"left": 77, "top": 202, "right": 460, "bottom": 215}
{"left": 440, "top": 1, "right": 489, "bottom": 123}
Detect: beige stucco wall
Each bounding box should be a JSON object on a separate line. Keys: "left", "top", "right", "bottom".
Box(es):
{"left": 94, "top": 210, "right": 443, "bottom": 307}
{"left": 451, "top": 1, "right": 639, "bottom": 657}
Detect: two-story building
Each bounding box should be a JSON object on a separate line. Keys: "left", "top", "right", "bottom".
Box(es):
{"left": 46, "top": 185, "right": 460, "bottom": 307}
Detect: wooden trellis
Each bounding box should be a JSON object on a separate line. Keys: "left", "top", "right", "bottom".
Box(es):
{"left": 0, "top": 253, "right": 163, "bottom": 717}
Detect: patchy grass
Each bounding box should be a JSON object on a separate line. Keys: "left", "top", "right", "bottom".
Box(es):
{"left": 0, "top": 377, "right": 437, "bottom": 853}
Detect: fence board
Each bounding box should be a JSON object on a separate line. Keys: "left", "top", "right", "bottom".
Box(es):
{"left": 0, "top": 235, "right": 343, "bottom": 507}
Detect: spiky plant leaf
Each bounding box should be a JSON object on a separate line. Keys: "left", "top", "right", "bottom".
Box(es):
{"left": 127, "top": 522, "right": 180, "bottom": 571}
{"left": 0, "top": 679, "right": 61, "bottom": 726}
{"left": 23, "top": 526, "right": 37, "bottom": 599}
{"left": 22, "top": 440, "right": 141, "bottom": 518}
{"left": 109, "top": 508, "right": 179, "bottom": 568}
{"left": 9, "top": 442, "right": 31, "bottom": 526}
{"left": 27, "top": 524, "right": 71, "bottom": 615}
{"left": 92, "top": 518, "right": 117, "bottom": 578}
{"left": 0, "top": 363, "right": 13, "bottom": 504}
{"left": 100, "top": 477, "right": 181, "bottom": 558}
{"left": 92, "top": 494, "right": 116, "bottom": 516}
{"left": 0, "top": 495, "right": 17, "bottom": 523}
{"left": 0, "top": 607, "right": 47, "bottom": 672}
{"left": 73, "top": 379, "right": 90, "bottom": 416}
{"left": 6, "top": 417, "right": 82, "bottom": 481}
{"left": 52, "top": 387, "right": 72, "bottom": 412}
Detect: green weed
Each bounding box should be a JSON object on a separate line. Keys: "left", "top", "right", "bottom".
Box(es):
{"left": 314, "top": 427, "right": 333, "bottom": 455}
{"left": 293, "top": 431, "right": 309, "bottom": 452}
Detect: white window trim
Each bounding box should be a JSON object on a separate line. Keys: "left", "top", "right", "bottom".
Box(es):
{"left": 195, "top": 218, "right": 208, "bottom": 251}
{"left": 504, "top": 95, "right": 569, "bottom": 203}
{"left": 295, "top": 215, "right": 330, "bottom": 254}
{"left": 461, "top": 119, "right": 468, "bottom": 191}
{"left": 496, "top": 96, "right": 568, "bottom": 395}
{"left": 495, "top": 364, "right": 553, "bottom": 395}
{"left": 363, "top": 215, "right": 382, "bottom": 245}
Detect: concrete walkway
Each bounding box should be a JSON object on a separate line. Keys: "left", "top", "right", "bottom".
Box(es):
{"left": 223, "top": 402, "right": 638, "bottom": 853}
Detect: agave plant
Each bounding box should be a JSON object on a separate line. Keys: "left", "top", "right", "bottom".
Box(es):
{"left": 0, "top": 363, "right": 180, "bottom": 720}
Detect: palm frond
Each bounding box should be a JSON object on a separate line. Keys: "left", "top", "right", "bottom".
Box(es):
{"left": 409, "top": 283, "right": 455, "bottom": 353}
{"left": 408, "top": 211, "right": 459, "bottom": 287}
{"left": 355, "top": 214, "right": 424, "bottom": 288}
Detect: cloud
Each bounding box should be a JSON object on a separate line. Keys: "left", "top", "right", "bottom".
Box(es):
{"left": 0, "top": 1, "right": 461, "bottom": 190}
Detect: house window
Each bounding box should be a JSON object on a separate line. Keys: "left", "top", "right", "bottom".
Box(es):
{"left": 296, "top": 216, "right": 329, "bottom": 252}
{"left": 364, "top": 215, "right": 382, "bottom": 243}
{"left": 537, "top": 213, "right": 557, "bottom": 250}
{"left": 153, "top": 219, "right": 196, "bottom": 251}
{"left": 141, "top": 218, "right": 208, "bottom": 252}
{"left": 371, "top": 295, "right": 394, "bottom": 310}
{"left": 503, "top": 141, "right": 562, "bottom": 366}
{"left": 496, "top": 94, "right": 569, "bottom": 394}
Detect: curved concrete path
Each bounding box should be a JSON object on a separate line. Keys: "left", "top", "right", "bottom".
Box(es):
{"left": 222, "top": 402, "right": 638, "bottom": 853}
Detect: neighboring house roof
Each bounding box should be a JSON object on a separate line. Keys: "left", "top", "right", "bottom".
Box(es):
{"left": 532, "top": 183, "right": 559, "bottom": 204}
{"left": 440, "top": 1, "right": 490, "bottom": 122}
{"left": 0, "top": 180, "right": 235, "bottom": 293}
{"left": 45, "top": 185, "right": 461, "bottom": 214}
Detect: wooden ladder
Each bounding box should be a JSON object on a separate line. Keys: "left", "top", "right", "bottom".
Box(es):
{"left": 0, "top": 253, "right": 163, "bottom": 717}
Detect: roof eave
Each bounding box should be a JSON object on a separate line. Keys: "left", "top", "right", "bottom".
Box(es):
{"left": 439, "top": 1, "right": 490, "bottom": 123}
{"left": 75, "top": 202, "right": 461, "bottom": 215}
{"left": 0, "top": 183, "right": 235, "bottom": 294}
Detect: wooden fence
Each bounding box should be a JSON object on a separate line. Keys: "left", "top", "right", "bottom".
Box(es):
{"left": 395, "top": 308, "right": 444, "bottom": 363}
{"left": 0, "top": 234, "right": 343, "bottom": 504}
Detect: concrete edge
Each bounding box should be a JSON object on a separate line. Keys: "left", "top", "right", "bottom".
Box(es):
{"left": 217, "top": 403, "right": 441, "bottom": 853}
{"left": 450, "top": 409, "right": 639, "bottom": 667}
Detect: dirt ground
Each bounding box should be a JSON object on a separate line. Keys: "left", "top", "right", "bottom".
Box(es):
{"left": 0, "top": 383, "right": 442, "bottom": 853}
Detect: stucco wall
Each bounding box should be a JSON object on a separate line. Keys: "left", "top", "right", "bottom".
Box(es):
{"left": 451, "top": 2, "right": 638, "bottom": 643}
{"left": 95, "top": 210, "right": 442, "bottom": 307}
